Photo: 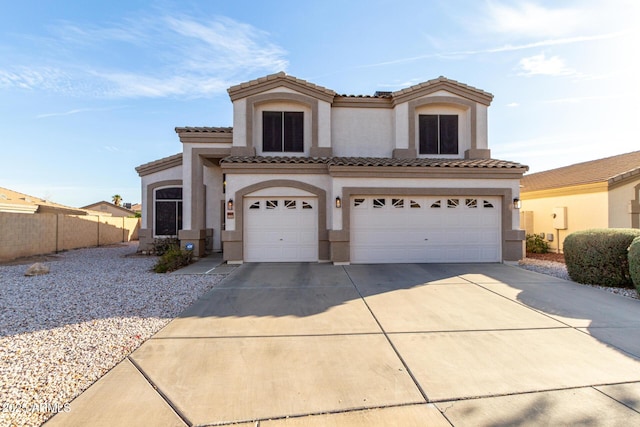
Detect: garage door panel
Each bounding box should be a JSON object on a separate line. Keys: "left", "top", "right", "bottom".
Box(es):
{"left": 351, "top": 196, "right": 501, "bottom": 263}
{"left": 244, "top": 197, "right": 318, "bottom": 262}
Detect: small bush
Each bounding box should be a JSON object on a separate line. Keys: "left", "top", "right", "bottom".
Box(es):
{"left": 151, "top": 238, "right": 179, "bottom": 255}
{"left": 564, "top": 228, "right": 640, "bottom": 287}
{"left": 629, "top": 236, "right": 640, "bottom": 293}
{"left": 153, "top": 246, "right": 193, "bottom": 273}
{"left": 526, "top": 234, "right": 550, "bottom": 254}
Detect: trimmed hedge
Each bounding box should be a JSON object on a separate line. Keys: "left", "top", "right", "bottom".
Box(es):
{"left": 630, "top": 236, "right": 640, "bottom": 292}
{"left": 564, "top": 228, "right": 640, "bottom": 287}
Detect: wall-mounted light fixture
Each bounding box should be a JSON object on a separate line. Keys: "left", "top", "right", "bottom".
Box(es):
{"left": 227, "top": 199, "right": 234, "bottom": 211}
{"left": 513, "top": 198, "right": 521, "bottom": 209}
{"left": 335, "top": 196, "right": 342, "bottom": 208}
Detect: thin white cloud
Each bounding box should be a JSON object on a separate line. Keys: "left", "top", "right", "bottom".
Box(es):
{"left": 0, "top": 12, "right": 288, "bottom": 99}
{"left": 483, "top": 1, "right": 586, "bottom": 38}
{"left": 36, "top": 106, "right": 126, "bottom": 119}
{"left": 544, "top": 94, "right": 625, "bottom": 104}
{"left": 359, "top": 31, "right": 625, "bottom": 68}
{"left": 506, "top": 102, "right": 519, "bottom": 107}
{"left": 517, "top": 53, "right": 575, "bottom": 77}
{"left": 0, "top": 67, "right": 70, "bottom": 91}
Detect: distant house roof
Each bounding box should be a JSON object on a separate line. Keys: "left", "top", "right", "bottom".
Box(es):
{"left": 81, "top": 201, "right": 136, "bottom": 216}
{"left": 0, "top": 187, "right": 90, "bottom": 215}
{"left": 521, "top": 151, "right": 640, "bottom": 193}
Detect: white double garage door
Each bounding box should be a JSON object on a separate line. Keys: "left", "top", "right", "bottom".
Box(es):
{"left": 244, "top": 195, "right": 501, "bottom": 263}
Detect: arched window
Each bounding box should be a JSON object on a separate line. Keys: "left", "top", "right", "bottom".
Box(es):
{"left": 155, "top": 187, "right": 182, "bottom": 236}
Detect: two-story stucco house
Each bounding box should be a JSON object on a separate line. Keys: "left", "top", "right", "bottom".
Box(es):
{"left": 136, "top": 72, "right": 528, "bottom": 264}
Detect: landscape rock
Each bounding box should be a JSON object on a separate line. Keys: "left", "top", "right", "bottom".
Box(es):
{"left": 24, "top": 262, "right": 50, "bottom": 276}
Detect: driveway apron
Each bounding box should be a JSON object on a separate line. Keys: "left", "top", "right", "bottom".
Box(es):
{"left": 47, "top": 262, "right": 640, "bottom": 426}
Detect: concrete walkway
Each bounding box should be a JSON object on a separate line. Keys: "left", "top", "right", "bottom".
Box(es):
{"left": 46, "top": 263, "right": 640, "bottom": 426}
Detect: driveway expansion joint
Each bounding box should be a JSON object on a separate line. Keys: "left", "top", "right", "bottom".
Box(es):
{"left": 342, "top": 266, "right": 431, "bottom": 403}
{"left": 126, "top": 355, "right": 193, "bottom": 427}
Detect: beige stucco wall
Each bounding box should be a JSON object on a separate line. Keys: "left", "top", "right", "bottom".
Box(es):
{"left": 0, "top": 212, "right": 57, "bottom": 260}
{"left": 0, "top": 212, "right": 140, "bottom": 262}
{"left": 331, "top": 107, "right": 393, "bottom": 157}
{"left": 521, "top": 190, "right": 608, "bottom": 252}
{"left": 608, "top": 180, "right": 639, "bottom": 228}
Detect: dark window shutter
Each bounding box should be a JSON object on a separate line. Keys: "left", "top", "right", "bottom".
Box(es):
{"left": 284, "top": 112, "right": 304, "bottom": 152}
{"left": 439, "top": 115, "right": 458, "bottom": 154}
{"left": 155, "top": 187, "right": 182, "bottom": 200}
{"left": 155, "top": 201, "right": 177, "bottom": 236}
{"left": 419, "top": 115, "right": 439, "bottom": 154}
{"left": 262, "top": 111, "right": 282, "bottom": 152}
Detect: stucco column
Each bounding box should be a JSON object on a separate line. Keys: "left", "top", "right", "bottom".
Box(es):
{"left": 179, "top": 150, "right": 207, "bottom": 257}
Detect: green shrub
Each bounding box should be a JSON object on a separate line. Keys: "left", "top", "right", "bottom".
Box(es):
{"left": 526, "top": 234, "right": 550, "bottom": 254}
{"left": 629, "top": 236, "right": 640, "bottom": 293}
{"left": 564, "top": 228, "right": 640, "bottom": 287}
{"left": 151, "top": 238, "right": 179, "bottom": 255}
{"left": 153, "top": 246, "right": 193, "bottom": 273}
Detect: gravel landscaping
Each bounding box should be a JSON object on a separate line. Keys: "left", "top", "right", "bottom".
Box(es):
{"left": 0, "top": 243, "right": 225, "bottom": 427}
{"left": 518, "top": 257, "right": 639, "bottom": 300}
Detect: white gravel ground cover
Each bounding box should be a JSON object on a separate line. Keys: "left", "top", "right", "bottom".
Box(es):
{"left": 0, "top": 243, "right": 224, "bottom": 427}
{"left": 518, "top": 258, "right": 639, "bottom": 300}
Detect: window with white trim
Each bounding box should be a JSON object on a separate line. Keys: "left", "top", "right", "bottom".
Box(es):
{"left": 155, "top": 187, "right": 182, "bottom": 236}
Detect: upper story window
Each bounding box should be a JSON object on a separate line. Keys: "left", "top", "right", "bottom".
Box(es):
{"left": 419, "top": 114, "right": 458, "bottom": 155}
{"left": 263, "top": 111, "right": 304, "bottom": 153}
{"left": 155, "top": 187, "right": 182, "bottom": 237}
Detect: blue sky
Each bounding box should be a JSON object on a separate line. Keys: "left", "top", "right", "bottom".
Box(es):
{"left": 1, "top": 0, "right": 638, "bottom": 207}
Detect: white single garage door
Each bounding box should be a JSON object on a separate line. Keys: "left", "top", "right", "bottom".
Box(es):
{"left": 351, "top": 196, "right": 501, "bottom": 263}
{"left": 244, "top": 197, "right": 318, "bottom": 262}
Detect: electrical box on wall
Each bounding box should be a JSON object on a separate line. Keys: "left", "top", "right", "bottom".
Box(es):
{"left": 552, "top": 207, "right": 567, "bottom": 229}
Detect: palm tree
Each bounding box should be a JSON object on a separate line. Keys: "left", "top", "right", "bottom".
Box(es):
{"left": 112, "top": 194, "right": 122, "bottom": 206}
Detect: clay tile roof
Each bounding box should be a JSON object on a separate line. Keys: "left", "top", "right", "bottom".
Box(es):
{"left": 391, "top": 75, "right": 494, "bottom": 105}
{"left": 174, "top": 127, "right": 232, "bottom": 133}
{"left": 220, "top": 156, "right": 527, "bottom": 169}
{"left": 135, "top": 153, "right": 183, "bottom": 176}
{"left": 327, "top": 157, "right": 525, "bottom": 168}
{"left": 221, "top": 156, "right": 328, "bottom": 165}
{"left": 227, "top": 72, "right": 336, "bottom": 100}
{"left": 521, "top": 150, "right": 640, "bottom": 192}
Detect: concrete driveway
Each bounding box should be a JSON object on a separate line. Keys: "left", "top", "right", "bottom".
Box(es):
{"left": 47, "top": 263, "right": 640, "bottom": 426}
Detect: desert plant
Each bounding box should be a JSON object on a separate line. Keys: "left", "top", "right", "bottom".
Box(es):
{"left": 629, "top": 236, "right": 640, "bottom": 293}
{"left": 526, "top": 234, "right": 550, "bottom": 254}
{"left": 153, "top": 246, "right": 193, "bottom": 273}
{"left": 564, "top": 228, "right": 640, "bottom": 287}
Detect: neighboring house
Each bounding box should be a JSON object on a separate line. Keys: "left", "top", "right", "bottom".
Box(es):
{"left": 0, "top": 187, "right": 92, "bottom": 215}
{"left": 130, "top": 203, "right": 142, "bottom": 214}
{"left": 82, "top": 201, "right": 136, "bottom": 217}
{"left": 136, "top": 72, "right": 528, "bottom": 264}
{"left": 520, "top": 151, "right": 640, "bottom": 252}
